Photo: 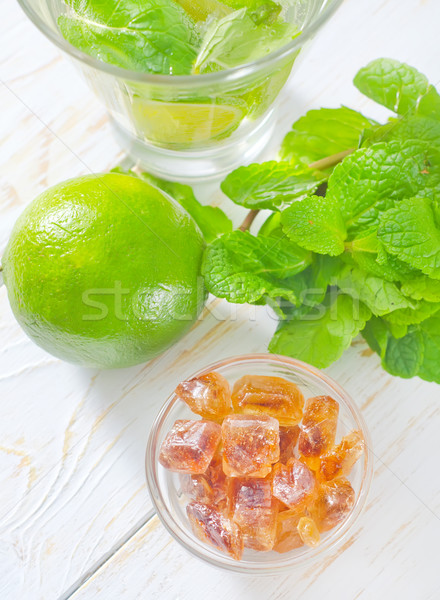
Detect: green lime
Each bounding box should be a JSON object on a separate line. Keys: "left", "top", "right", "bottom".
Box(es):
{"left": 2, "top": 173, "right": 206, "bottom": 369}
{"left": 132, "top": 99, "right": 245, "bottom": 146}
{"left": 175, "top": 0, "right": 231, "bottom": 21}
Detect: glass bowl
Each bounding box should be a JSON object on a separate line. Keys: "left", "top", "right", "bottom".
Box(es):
{"left": 145, "top": 353, "right": 373, "bottom": 574}
{"left": 18, "top": 0, "right": 343, "bottom": 180}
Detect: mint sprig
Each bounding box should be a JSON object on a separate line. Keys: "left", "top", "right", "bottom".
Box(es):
{"left": 201, "top": 58, "right": 440, "bottom": 384}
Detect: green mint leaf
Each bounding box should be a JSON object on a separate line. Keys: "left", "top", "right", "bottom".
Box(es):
{"left": 382, "top": 299, "right": 440, "bottom": 326}
{"left": 59, "top": 0, "right": 200, "bottom": 75}
{"left": 350, "top": 246, "right": 404, "bottom": 283}
{"left": 348, "top": 233, "right": 416, "bottom": 282}
{"left": 362, "top": 316, "right": 388, "bottom": 357}
{"left": 221, "top": 0, "right": 281, "bottom": 24}
{"left": 382, "top": 328, "right": 424, "bottom": 379}
{"left": 270, "top": 255, "right": 342, "bottom": 319}
{"left": 381, "top": 115, "right": 440, "bottom": 148}
{"left": 202, "top": 230, "right": 311, "bottom": 304}
{"left": 353, "top": 58, "right": 430, "bottom": 115}
{"left": 269, "top": 293, "right": 371, "bottom": 369}
{"left": 194, "top": 9, "right": 298, "bottom": 73}
{"left": 111, "top": 167, "right": 232, "bottom": 242}
{"left": 386, "top": 321, "right": 409, "bottom": 340}
{"left": 281, "top": 195, "right": 347, "bottom": 256}
{"left": 418, "top": 314, "right": 440, "bottom": 383}
{"left": 328, "top": 140, "right": 440, "bottom": 238}
{"left": 221, "top": 162, "right": 323, "bottom": 211}
{"left": 401, "top": 276, "right": 440, "bottom": 303}
{"left": 334, "top": 264, "right": 411, "bottom": 316}
{"left": 139, "top": 173, "right": 232, "bottom": 242}
{"left": 258, "top": 211, "right": 282, "bottom": 237}
{"left": 375, "top": 245, "right": 419, "bottom": 278}
{"left": 363, "top": 316, "right": 440, "bottom": 383}
{"left": 417, "top": 85, "right": 440, "bottom": 119}
{"left": 280, "top": 107, "right": 376, "bottom": 168}
{"left": 378, "top": 197, "right": 440, "bottom": 279}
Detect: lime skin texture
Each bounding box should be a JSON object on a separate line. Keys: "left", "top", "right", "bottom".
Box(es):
{"left": 2, "top": 173, "right": 206, "bottom": 369}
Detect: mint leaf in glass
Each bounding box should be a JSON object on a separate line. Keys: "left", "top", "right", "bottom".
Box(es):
{"left": 378, "top": 197, "right": 440, "bottom": 279}
{"left": 281, "top": 195, "right": 347, "bottom": 256}
{"left": 202, "top": 230, "right": 311, "bottom": 304}
{"left": 59, "top": 0, "right": 200, "bottom": 75}
{"left": 194, "top": 9, "right": 298, "bottom": 73}
{"left": 280, "top": 107, "right": 375, "bottom": 169}
{"left": 353, "top": 58, "right": 430, "bottom": 115}
{"left": 221, "top": 162, "right": 323, "bottom": 211}
{"left": 269, "top": 294, "right": 371, "bottom": 369}
{"left": 222, "top": 0, "right": 282, "bottom": 24}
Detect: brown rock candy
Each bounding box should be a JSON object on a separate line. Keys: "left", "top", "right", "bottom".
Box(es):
{"left": 205, "top": 449, "right": 229, "bottom": 507}
{"left": 180, "top": 474, "right": 213, "bottom": 504}
{"left": 297, "top": 516, "right": 320, "bottom": 547}
{"left": 273, "top": 507, "right": 306, "bottom": 553}
{"left": 159, "top": 419, "right": 221, "bottom": 474}
{"left": 298, "top": 395, "right": 339, "bottom": 458}
{"left": 222, "top": 414, "right": 280, "bottom": 478}
{"left": 186, "top": 502, "right": 244, "bottom": 560}
{"left": 311, "top": 478, "right": 355, "bottom": 532}
{"left": 319, "top": 430, "right": 365, "bottom": 481}
{"left": 229, "top": 477, "right": 278, "bottom": 551}
{"left": 272, "top": 457, "right": 316, "bottom": 510}
{"left": 279, "top": 425, "right": 300, "bottom": 463}
{"left": 232, "top": 375, "right": 304, "bottom": 426}
{"left": 175, "top": 371, "right": 232, "bottom": 420}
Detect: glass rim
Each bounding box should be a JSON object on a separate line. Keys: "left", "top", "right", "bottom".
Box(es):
{"left": 17, "top": 0, "right": 343, "bottom": 88}
{"left": 145, "top": 353, "right": 373, "bottom": 574}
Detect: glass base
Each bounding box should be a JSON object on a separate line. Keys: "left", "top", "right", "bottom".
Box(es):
{"left": 110, "top": 109, "right": 277, "bottom": 182}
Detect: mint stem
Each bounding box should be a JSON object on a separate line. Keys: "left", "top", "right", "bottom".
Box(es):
{"left": 308, "top": 148, "right": 355, "bottom": 171}
{"left": 236, "top": 149, "right": 354, "bottom": 233}
{"left": 239, "top": 209, "right": 260, "bottom": 232}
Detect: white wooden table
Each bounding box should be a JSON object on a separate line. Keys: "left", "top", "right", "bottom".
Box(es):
{"left": 1, "top": 0, "right": 440, "bottom": 598}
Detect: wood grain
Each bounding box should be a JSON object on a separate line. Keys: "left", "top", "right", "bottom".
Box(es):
{"left": 1, "top": 0, "right": 440, "bottom": 598}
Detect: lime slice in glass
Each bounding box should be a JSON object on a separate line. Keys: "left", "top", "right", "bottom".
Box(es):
{"left": 175, "top": 0, "right": 231, "bottom": 21}
{"left": 132, "top": 99, "right": 245, "bottom": 146}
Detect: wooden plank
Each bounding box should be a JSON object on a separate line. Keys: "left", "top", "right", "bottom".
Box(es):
{"left": 1, "top": 0, "right": 440, "bottom": 597}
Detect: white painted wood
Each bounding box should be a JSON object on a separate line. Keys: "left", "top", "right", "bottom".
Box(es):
{"left": 1, "top": 0, "right": 440, "bottom": 598}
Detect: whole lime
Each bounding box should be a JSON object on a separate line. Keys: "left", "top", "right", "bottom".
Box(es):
{"left": 2, "top": 173, "right": 206, "bottom": 368}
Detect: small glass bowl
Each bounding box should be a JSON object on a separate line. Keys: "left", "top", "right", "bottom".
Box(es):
{"left": 146, "top": 354, "right": 372, "bottom": 574}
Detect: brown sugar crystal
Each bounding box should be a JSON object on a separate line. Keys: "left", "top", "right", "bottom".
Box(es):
{"left": 232, "top": 375, "right": 304, "bottom": 426}
{"left": 298, "top": 395, "right": 339, "bottom": 458}
{"left": 311, "top": 478, "right": 355, "bottom": 532}
{"left": 175, "top": 371, "right": 232, "bottom": 420}
{"left": 319, "top": 430, "right": 365, "bottom": 481}
{"left": 187, "top": 501, "right": 244, "bottom": 560}
{"left": 222, "top": 414, "right": 280, "bottom": 478}
{"left": 272, "top": 457, "right": 316, "bottom": 510}
{"left": 229, "top": 477, "right": 278, "bottom": 551}
{"left": 159, "top": 419, "right": 221, "bottom": 474}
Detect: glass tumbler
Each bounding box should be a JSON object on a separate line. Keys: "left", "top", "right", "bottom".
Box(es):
{"left": 18, "top": 0, "right": 343, "bottom": 180}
